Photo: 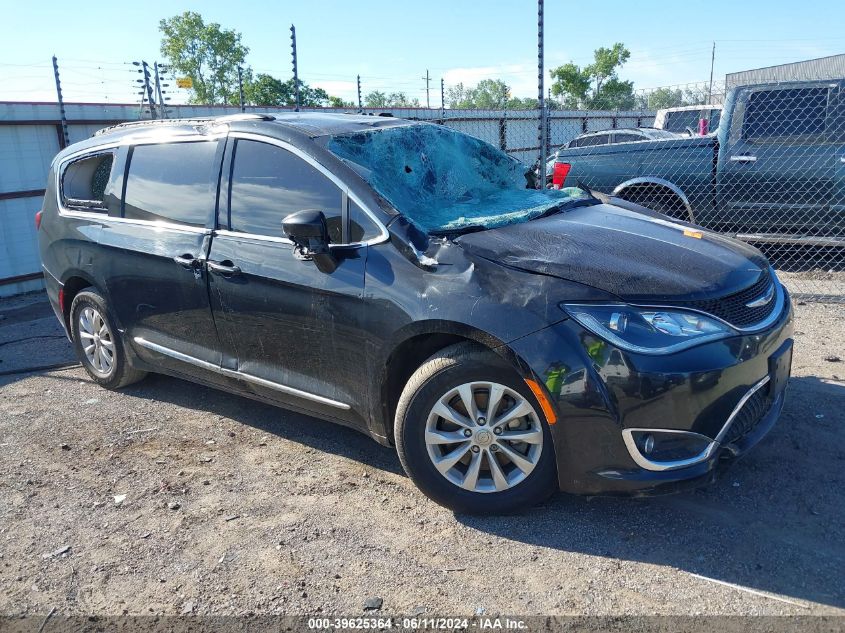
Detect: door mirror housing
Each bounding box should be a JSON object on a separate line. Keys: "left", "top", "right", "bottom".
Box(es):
{"left": 282, "top": 209, "right": 337, "bottom": 274}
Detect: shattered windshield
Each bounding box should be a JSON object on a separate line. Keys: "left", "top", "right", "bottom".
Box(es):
{"left": 327, "top": 124, "right": 591, "bottom": 233}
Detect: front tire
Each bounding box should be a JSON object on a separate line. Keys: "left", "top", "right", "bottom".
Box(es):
{"left": 70, "top": 290, "right": 147, "bottom": 389}
{"left": 395, "top": 343, "right": 556, "bottom": 514}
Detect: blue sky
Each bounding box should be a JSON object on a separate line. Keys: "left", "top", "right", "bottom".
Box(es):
{"left": 2, "top": 0, "right": 844, "bottom": 104}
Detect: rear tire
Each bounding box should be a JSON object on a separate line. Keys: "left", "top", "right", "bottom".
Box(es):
{"left": 70, "top": 290, "right": 147, "bottom": 389}
{"left": 395, "top": 342, "right": 556, "bottom": 514}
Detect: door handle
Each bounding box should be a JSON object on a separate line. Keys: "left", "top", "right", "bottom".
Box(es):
{"left": 207, "top": 260, "right": 242, "bottom": 276}
{"left": 730, "top": 155, "right": 757, "bottom": 163}
{"left": 173, "top": 254, "right": 200, "bottom": 269}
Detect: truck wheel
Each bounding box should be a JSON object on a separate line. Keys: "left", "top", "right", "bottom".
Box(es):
{"left": 394, "top": 343, "right": 557, "bottom": 514}
{"left": 70, "top": 290, "right": 147, "bottom": 389}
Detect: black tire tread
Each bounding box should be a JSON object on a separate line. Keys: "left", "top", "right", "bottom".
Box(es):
{"left": 394, "top": 342, "right": 556, "bottom": 514}
{"left": 70, "top": 290, "right": 147, "bottom": 389}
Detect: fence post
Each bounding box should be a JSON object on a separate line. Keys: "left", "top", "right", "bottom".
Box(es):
{"left": 357, "top": 75, "right": 362, "bottom": 113}
{"left": 537, "top": 0, "right": 547, "bottom": 187}
{"left": 141, "top": 62, "right": 156, "bottom": 119}
{"left": 154, "top": 62, "right": 166, "bottom": 119}
{"left": 52, "top": 56, "right": 69, "bottom": 148}
{"left": 237, "top": 66, "right": 246, "bottom": 112}
{"left": 290, "top": 25, "right": 300, "bottom": 112}
{"left": 440, "top": 78, "right": 445, "bottom": 121}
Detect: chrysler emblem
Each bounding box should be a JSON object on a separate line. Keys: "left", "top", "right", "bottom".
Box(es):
{"left": 746, "top": 284, "right": 774, "bottom": 308}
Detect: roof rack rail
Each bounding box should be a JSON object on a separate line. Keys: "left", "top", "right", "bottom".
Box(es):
{"left": 215, "top": 113, "right": 275, "bottom": 122}
{"left": 94, "top": 113, "right": 274, "bottom": 137}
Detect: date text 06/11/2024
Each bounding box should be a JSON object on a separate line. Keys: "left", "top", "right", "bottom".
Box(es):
{"left": 306, "top": 616, "right": 529, "bottom": 630}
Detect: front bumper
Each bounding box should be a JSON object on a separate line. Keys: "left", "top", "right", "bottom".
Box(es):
{"left": 506, "top": 290, "right": 794, "bottom": 496}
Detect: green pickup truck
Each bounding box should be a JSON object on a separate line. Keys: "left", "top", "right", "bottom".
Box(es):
{"left": 553, "top": 79, "right": 845, "bottom": 245}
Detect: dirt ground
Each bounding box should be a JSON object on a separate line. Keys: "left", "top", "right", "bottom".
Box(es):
{"left": 0, "top": 290, "right": 843, "bottom": 620}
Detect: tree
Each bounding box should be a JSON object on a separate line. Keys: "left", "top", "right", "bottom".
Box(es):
{"left": 446, "top": 82, "right": 470, "bottom": 108}
{"left": 386, "top": 92, "right": 421, "bottom": 107}
{"left": 364, "top": 91, "right": 388, "bottom": 108}
{"left": 329, "top": 96, "right": 355, "bottom": 108}
{"left": 241, "top": 74, "right": 330, "bottom": 107}
{"left": 467, "top": 79, "right": 510, "bottom": 109}
{"left": 445, "top": 79, "right": 549, "bottom": 110}
{"left": 550, "top": 43, "right": 635, "bottom": 110}
{"left": 363, "top": 91, "right": 419, "bottom": 108}
{"left": 159, "top": 11, "right": 249, "bottom": 105}
{"left": 639, "top": 84, "right": 711, "bottom": 111}
{"left": 448, "top": 79, "right": 517, "bottom": 109}
{"left": 645, "top": 87, "right": 684, "bottom": 110}
{"left": 243, "top": 73, "right": 286, "bottom": 106}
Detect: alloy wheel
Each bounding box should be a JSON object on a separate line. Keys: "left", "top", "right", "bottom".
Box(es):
{"left": 424, "top": 381, "right": 543, "bottom": 493}
{"left": 78, "top": 306, "right": 115, "bottom": 376}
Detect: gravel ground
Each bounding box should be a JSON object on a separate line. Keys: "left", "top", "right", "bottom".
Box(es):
{"left": 0, "top": 291, "right": 843, "bottom": 619}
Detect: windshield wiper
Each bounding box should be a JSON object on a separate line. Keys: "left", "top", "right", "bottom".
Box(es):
{"left": 429, "top": 224, "right": 489, "bottom": 237}
{"left": 531, "top": 196, "right": 601, "bottom": 221}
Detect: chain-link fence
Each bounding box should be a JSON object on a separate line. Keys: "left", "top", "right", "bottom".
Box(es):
{"left": 440, "top": 78, "right": 844, "bottom": 301}
{"left": 2, "top": 64, "right": 844, "bottom": 300}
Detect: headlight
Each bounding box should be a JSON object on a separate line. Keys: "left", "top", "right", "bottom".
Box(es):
{"left": 561, "top": 304, "right": 735, "bottom": 355}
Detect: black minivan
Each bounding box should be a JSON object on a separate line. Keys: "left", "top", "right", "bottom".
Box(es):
{"left": 37, "top": 113, "right": 793, "bottom": 513}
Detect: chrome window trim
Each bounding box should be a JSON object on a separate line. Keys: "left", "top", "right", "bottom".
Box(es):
{"left": 133, "top": 337, "right": 350, "bottom": 410}
{"left": 622, "top": 375, "right": 771, "bottom": 472}
{"left": 226, "top": 132, "right": 390, "bottom": 247}
{"left": 214, "top": 229, "right": 293, "bottom": 245}
{"left": 55, "top": 134, "right": 226, "bottom": 233}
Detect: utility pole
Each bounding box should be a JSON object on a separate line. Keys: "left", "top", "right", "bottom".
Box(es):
{"left": 537, "top": 0, "right": 547, "bottom": 188}
{"left": 237, "top": 66, "right": 246, "bottom": 113}
{"left": 52, "top": 55, "right": 69, "bottom": 148}
{"left": 440, "top": 78, "right": 445, "bottom": 120}
{"left": 707, "top": 41, "right": 716, "bottom": 105}
{"left": 422, "top": 69, "right": 431, "bottom": 109}
{"left": 357, "top": 74, "right": 362, "bottom": 113}
{"left": 290, "top": 24, "right": 300, "bottom": 112}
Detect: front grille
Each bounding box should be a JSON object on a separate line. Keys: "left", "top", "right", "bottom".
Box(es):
{"left": 683, "top": 269, "right": 777, "bottom": 329}
{"left": 722, "top": 388, "right": 772, "bottom": 445}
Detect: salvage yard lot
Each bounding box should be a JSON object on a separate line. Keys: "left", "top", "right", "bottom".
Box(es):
{"left": 0, "top": 291, "right": 843, "bottom": 617}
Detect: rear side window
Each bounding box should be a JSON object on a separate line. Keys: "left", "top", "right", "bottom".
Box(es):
{"left": 123, "top": 141, "right": 218, "bottom": 227}
{"left": 613, "top": 133, "right": 643, "bottom": 143}
{"left": 573, "top": 134, "right": 610, "bottom": 147}
{"left": 61, "top": 152, "right": 118, "bottom": 214}
{"left": 742, "top": 87, "right": 828, "bottom": 142}
{"left": 664, "top": 111, "right": 700, "bottom": 133}
{"left": 228, "top": 139, "right": 343, "bottom": 242}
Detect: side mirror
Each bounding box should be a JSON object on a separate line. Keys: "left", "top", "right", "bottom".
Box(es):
{"left": 282, "top": 209, "right": 337, "bottom": 274}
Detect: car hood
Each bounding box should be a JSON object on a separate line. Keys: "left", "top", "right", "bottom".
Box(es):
{"left": 454, "top": 202, "right": 769, "bottom": 302}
